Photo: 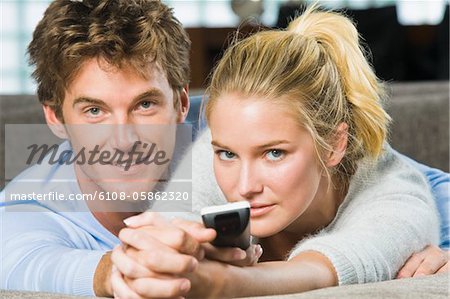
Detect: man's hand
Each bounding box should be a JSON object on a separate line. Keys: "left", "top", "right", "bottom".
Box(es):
{"left": 397, "top": 245, "right": 449, "bottom": 278}
{"left": 111, "top": 213, "right": 212, "bottom": 298}
{"left": 94, "top": 251, "right": 113, "bottom": 297}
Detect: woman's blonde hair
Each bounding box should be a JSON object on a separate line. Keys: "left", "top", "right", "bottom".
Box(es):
{"left": 205, "top": 6, "right": 390, "bottom": 188}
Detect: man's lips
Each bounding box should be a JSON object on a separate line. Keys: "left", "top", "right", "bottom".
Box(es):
{"left": 107, "top": 159, "right": 149, "bottom": 173}
{"left": 109, "top": 155, "right": 152, "bottom": 167}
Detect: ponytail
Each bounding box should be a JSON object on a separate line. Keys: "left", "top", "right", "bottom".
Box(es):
{"left": 288, "top": 6, "right": 390, "bottom": 158}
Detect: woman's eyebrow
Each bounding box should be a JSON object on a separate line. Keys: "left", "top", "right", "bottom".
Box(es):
{"left": 255, "top": 140, "right": 290, "bottom": 149}
{"left": 211, "top": 140, "right": 228, "bottom": 148}
{"left": 211, "top": 140, "right": 290, "bottom": 149}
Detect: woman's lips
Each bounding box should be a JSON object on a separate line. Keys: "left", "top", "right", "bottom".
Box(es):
{"left": 250, "top": 204, "right": 276, "bottom": 217}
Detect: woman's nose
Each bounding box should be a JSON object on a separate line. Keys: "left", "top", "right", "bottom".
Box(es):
{"left": 238, "top": 162, "right": 264, "bottom": 199}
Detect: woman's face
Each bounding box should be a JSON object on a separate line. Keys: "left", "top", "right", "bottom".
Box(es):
{"left": 209, "top": 93, "right": 327, "bottom": 238}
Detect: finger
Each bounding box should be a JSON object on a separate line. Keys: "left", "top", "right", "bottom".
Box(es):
{"left": 246, "top": 245, "right": 259, "bottom": 265}
{"left": 413, "top": 252, "right": 448, "bottom": 276}
{"left": 120, "top": 226, "right": 203, "bottom": 257}
{"left": 111, "top": 245, "right": 153, "bottom": 279}
{"left": 110, "top": 265, "right": 142, "bottom": 299}
{"left": 127, "top": 276, "right": 191, "bottom": 298}
{"left": 247, "top": 244, "right": 263, "bottom": 266}
{"left": 256, "top": 244, "right": 264, "bottom": 261}
{"left": 171, "top": 218, "right": 217, "bottom": 243}
{"left": 234, "top": 244, "right": 263, "bottom": 267}
{"left": 397, "top": 252, "right": 425, "bottom": 278}
{"left": 125, "top": 245, "right": 199, "bottom": 275}
{"left": 436, "top": 262, "right": 449, "bottom": 274}
{"left": 124, "top": 212, "right": 169, "bottom": 228}
{"left": 203, "top": 243, "right": 247, "bottom": 263}
{"left": 119, "top": 228, "right": 167, "bottom": 251}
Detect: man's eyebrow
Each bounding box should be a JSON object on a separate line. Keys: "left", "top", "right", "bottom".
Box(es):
{"left": 131, "top": 89, "right": 165, "bottom": 105}
{"left": 72, "top": 89, "right": 166, "bottom": 108}
{"left": 72, "top": 97, "right": 106, "bottom": 108}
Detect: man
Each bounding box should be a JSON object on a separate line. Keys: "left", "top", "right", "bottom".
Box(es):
{"left": 0, "top": 0, "right": 199, "bottom": 296}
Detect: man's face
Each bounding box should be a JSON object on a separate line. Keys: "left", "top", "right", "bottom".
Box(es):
{"left": 45, "top": 58, "right": 188, "bottom": 208}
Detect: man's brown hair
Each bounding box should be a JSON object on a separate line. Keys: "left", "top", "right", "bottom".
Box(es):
{"left": 28, "top": 0, "right": 191, "bottom": 118}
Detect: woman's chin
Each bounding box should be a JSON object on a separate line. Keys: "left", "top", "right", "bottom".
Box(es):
{"left": 251, "top": 226, "right": 279, "bottom": 238}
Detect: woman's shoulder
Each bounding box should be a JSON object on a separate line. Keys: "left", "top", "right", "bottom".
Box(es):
{"left": 350, "top": 143, "right": 430, "bottom": 195}
{"left": 325, "top": 143, "right": 438, "bottom": 235}
{"left": 339, "top": 143, "right": 435, "bottom": 218}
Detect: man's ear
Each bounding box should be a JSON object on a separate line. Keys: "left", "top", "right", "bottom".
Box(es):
{"left": 42, "top": 105, "right": 68, "bottom": 139}
{"left": 326, "top": 122, "right": 348, "bottom": 167}
{"left": 176, "top": 85, "right": 190, "bottom": 123}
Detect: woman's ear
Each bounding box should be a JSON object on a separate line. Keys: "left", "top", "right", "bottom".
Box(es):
{"left": 176, "top": 85, "right": 190, "bottom": 123}
{"left": 42, "top": 105, "right": 68, "bottom": 139}
{"left": 326, "top": 122, "right": 348, "bottom": 167}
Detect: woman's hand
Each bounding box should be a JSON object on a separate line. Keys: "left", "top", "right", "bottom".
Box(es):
{"left": 123, "top": 212, "right": 262, "bottom": 267}
{"left": 201, "top": 242, "right": 263, "bottom": 267}
{"left": 111, "top": 212, "right": 262, "bottom": 298}
{"left": 183, "top": 258, "right": 236, "bottom": 298}
{"left": 171, "top": 218, "right": 263, "bottom": 267}
{"left": 397, "top": 245, "right": 449, "bottom": 278}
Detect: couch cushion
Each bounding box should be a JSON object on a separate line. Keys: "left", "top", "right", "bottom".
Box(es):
{"left": 0, "top": 273, "right": 448, "bottom": 298}
{"left": 385, "top": 81, "right": 449, "bottom": 171}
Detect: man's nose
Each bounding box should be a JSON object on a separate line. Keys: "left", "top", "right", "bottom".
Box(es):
{"left": 238, "top": 162, "right": 263, "bottom": 199}
{"left": 111, "top": 121, "right": 139, "bottom": 152}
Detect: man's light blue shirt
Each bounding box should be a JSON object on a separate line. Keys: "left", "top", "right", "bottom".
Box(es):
{"left": 0, "top": 142, "right": 119, "bottom": 296}
{"left": 399, "top": 153, "right": 450, "bottom": 250}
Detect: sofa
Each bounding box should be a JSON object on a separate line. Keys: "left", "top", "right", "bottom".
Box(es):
{"left": 0, "top": 273, "right": 448, "bottom": 299}
{"left": 0, "top": 81, "right": 449, "bottom": 298}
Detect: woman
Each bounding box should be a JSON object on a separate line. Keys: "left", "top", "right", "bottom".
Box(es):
{"left": 111, "top": 7, "right": 443, "bottom": 298}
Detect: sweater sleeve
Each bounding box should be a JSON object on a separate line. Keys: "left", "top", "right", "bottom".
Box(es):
{"left": 1, "top": 205, "right": 106, "bottom": 296}
{"left": 287, "top": 147, "right": 440, "bottom": 285}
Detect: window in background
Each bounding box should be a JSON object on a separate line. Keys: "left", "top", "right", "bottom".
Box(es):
{"left": 1, "top": 0, "right": 50, "bottom": 94}
{"left": 1, "top": 0, "right": 448, "bottom": 94}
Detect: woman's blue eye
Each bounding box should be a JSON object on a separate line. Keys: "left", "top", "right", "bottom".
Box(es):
{"left": 266, "top": 149, "right": 284, "bottom": 161}
{"left": 218, "top": 151, "right": 236, "bottom": 161}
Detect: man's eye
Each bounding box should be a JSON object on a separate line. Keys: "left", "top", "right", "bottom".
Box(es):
{"left": 266, "top": 149, "right": 284, "bottom": 161}
{"left": 139, "top": 101, "right": 153, "bottom": 110}
{"left": 87, "top": 107, "right": 101, "bottom": 116}
{"left": 217, "top": 150, "right": 236, "bottom": 161}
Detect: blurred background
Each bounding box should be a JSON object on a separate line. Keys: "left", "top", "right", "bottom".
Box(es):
{"left": 0, "top": 0, "right": 449, "bottom": 92}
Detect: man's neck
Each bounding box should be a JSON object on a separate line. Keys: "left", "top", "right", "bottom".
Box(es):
{"left": 73, "top": 165, "right": 146, "bottom": 236}
{"left": 91, "top": 211, "right": 139, "bottom": 237}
